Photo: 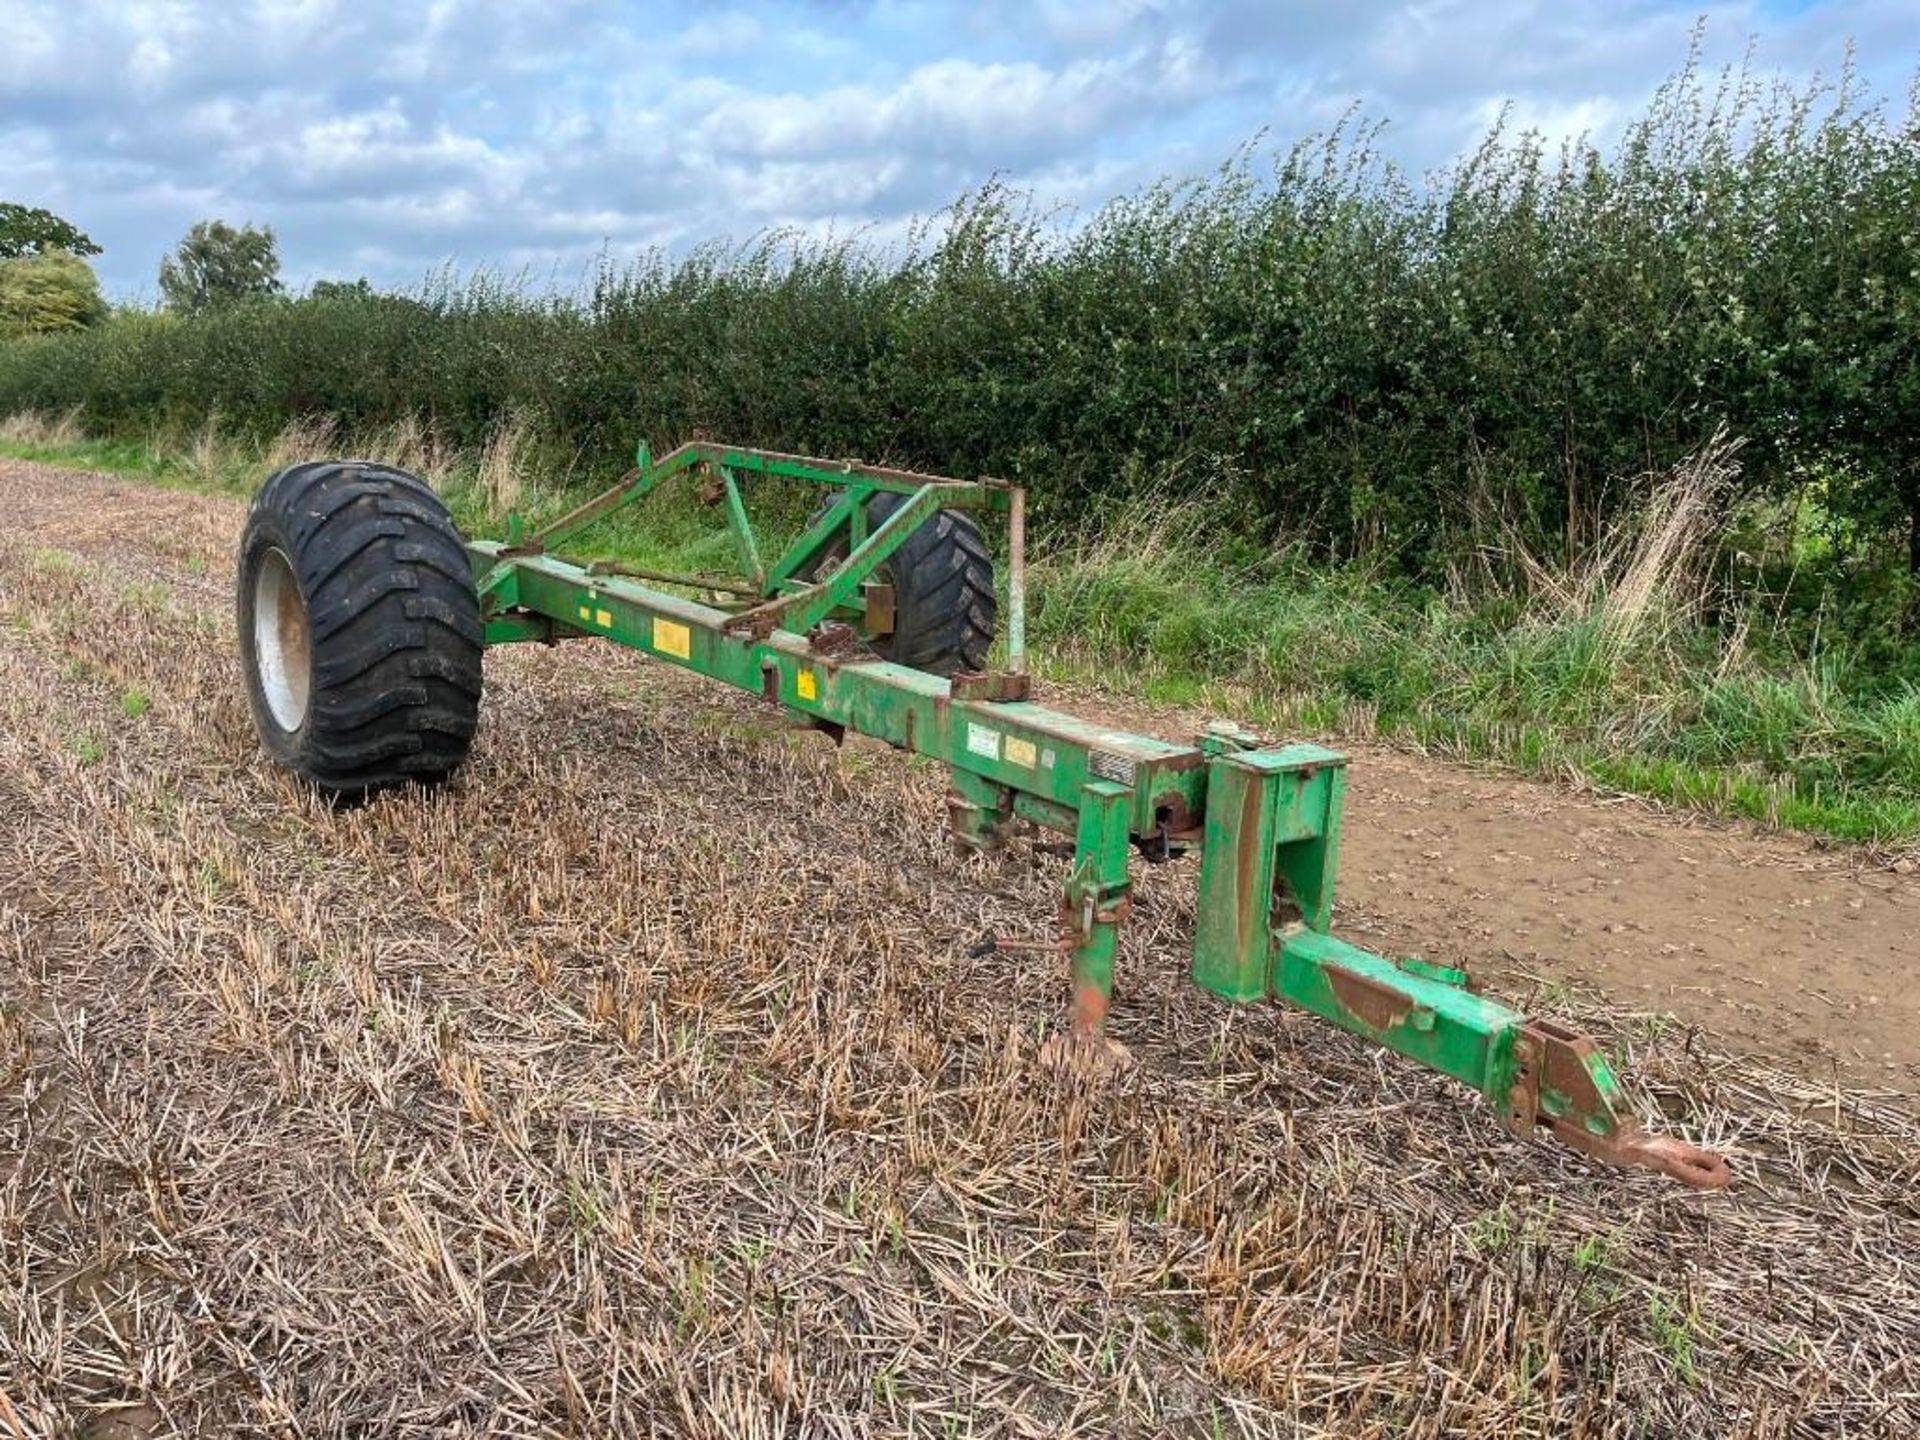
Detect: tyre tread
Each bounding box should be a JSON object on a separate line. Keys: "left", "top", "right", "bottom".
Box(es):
{"left": 238, "top": 459, "right": 483, "bottom": 798}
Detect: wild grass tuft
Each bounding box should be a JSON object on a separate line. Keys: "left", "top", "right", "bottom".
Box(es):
{"left": 0, "top": 407, "right": 85, "bottom": 447}
{"left": 1025, "top": 441, "right": 1920, "bottom": 844}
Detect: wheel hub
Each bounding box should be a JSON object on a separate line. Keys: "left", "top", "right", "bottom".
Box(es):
{"left": 253, "top": 547, "right": 311, "bottom": 731}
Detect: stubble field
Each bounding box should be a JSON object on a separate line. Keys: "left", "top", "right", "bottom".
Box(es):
{"left": 0, "top": 459, "right": 1915, "bottom": 1437}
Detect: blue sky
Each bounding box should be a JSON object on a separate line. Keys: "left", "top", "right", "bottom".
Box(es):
{"left": 3, "top": 1, "right": 1912, "bottom": 297}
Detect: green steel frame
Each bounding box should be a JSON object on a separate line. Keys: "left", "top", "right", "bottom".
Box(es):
{"left": 470, "top": 440, "right": 1731, "bottom": 1189}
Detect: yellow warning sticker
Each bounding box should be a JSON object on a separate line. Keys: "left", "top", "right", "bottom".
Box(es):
{"left": 594, "top": 609, "right": 613, "bottom": 628}
{"left": 653, "top": 617, "right": 691, "bottom": 658}
{"left": 796, "top": 670, "right": 818, "bottom": 701}
{"left": 577, "top": 604, "right": 592, "bottom": 622}
{"left": 1005, "top": 736, "right": 1037, "bottom": 768}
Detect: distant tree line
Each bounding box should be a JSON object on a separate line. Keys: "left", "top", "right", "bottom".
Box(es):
{"left": 0, "top": 205, "right": 287, "bottom": 339}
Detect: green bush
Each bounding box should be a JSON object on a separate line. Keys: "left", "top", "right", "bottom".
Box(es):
{"left": 0, "top": 51, "right": 1915, "bottom": 598}
{"left": 0, "top": 252, "right": 107, "bottom": 337}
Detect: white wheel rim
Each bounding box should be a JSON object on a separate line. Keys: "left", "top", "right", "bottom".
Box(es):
{"left": 253, "top": 547, "right": 311, "bottom": 732}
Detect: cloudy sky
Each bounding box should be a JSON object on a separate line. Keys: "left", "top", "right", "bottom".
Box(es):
{"left": 4, "top": 1, "right": 1913, "bottom": 297}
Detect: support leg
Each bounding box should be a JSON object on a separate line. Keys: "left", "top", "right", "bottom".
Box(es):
{"left": 948, "top": 768, "right": 1012, "bottom": 852}
{"left": 1065, "top": 781, "right": 1132, "bottom": 1036}
{"left": 1191, "top": 746, "right": 1346, "bottom": 1001}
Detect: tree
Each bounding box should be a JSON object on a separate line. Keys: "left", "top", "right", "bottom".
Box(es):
{"left": 0, "top": 252, "right": 107, "bottom": 336}
{"left": 0, "top": 203, "right": 100, "bottom": 259}
{"left": 158, "top": 220, "right": 282, "bottom": 312}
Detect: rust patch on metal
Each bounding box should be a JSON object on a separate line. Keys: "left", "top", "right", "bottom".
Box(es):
{"left": 1071, "top": 982, "right": 1109, "bottom": 1036}
{"left": 1521, "top": 1020, "right": 1733, "bottom": 1190}
{"left": 1150, "top": 791, "right": 1197, "bottom": 836}
{"left": 807, "top": 620, "right": 866, "bottom": 661}
{"left": 1544, "top": 1119, "right": 1735, "bottom": 1190}
{"left": 950, "top": 670, "right": 1033, "bottom": 702}
{"left": 584, "top": 559, "right": 759, "bottom": 597}
{"left": 1326, "top": 967, "right": 1414, "bottom": 1034}
{"left": 1504, "top": 1029, "right": 1543, "bottom": 1138}
{"left": 1234, "top": 774, "right": 1265, "bottom": 929}
{"left": 1530, "top": 1019, "right": 1608, "bottom": 1113}
{"left": 862, "top": 580, "right": 896, "bottom": 637}
{"left": 725, "top": 605, "right": 786, "bottom": 641}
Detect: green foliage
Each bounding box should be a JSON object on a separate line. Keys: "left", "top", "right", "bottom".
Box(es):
{"left": 0, "top": 252, "right": 107, "bottom": 337}
{"left": 0, "top": 48, "right": 1916, "bottom": 593}
{"left": 1648, "top": 1291, "right": 1708, "bottom": 1386}
{"left": 0, "top": 203, "right": 100, "bottom": 259}
{"left": 158, "top": 220, "right": 283, "bottom": 312}
{"left": 7, "top": 55, "right": 1915, "bottom": 587}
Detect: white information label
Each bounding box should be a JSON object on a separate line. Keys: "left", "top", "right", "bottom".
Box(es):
{"left": 965, "top": 723, "right": 1000, "bottom": 760}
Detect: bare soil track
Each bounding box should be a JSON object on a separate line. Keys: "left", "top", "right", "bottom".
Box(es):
{"left": 0, "top": 458, "right": 1915, "bottom": 1438}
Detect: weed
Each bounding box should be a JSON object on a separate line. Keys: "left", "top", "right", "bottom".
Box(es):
{"left": 1649, "top": 1291, "right": 1708, "bottom": 1386}
{"left": 1466, "top": 1204, "right": 1515, "bottom": 1256}
{"left": 565, "top": 1177, "right": 604, "bottom": 1238}
{"left": 1572, "top": 1230, "right": 1629, "bottom": 1309}
{"left": 678, "top": 1254, "right": 712, "bottom": 1332}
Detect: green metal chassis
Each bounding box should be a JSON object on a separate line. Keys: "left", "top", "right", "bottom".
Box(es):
{"left": 468, "top": 441, "right": 1730, "bottom": 1189}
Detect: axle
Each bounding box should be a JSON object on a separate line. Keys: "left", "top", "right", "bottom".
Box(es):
{"left": 469, "top": 442, "right": 1732, "bottom": 1190}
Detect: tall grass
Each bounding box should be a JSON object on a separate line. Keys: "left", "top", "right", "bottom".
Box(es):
{"left": 1025, "top": 464, "right": 1920, "bottom": 843}
{"left": 5, "top": 409, "right": 1915, "bottom": 843}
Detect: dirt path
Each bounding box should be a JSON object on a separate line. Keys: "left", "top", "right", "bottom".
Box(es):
{"left": 1, "top": 456, "right": 1915, "bottom": 1437}
{"left": 1336, "top": 749, "right": 1916, "bottom": 1085}
{"left": 1046, "top": 679, "right": 1916, "bottom": 1092}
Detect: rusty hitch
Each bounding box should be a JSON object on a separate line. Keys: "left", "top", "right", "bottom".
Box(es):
{"left": 1510, "top": 1021, "right": 1732, "bottom": 1189}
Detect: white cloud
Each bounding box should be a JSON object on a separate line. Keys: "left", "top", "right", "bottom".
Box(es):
{"left": 694, "top": 44, "right": 1206, "bottom": 166}
{"left": 674, "top": 10, "right": 765, "bottom": 55}
{"left": 0, "top": 0, "right": 1910, "bottom": 295}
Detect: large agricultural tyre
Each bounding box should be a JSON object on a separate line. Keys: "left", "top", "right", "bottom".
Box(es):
{"left": 236, "top": 460, "right": 484, "bottom": 799}
{"left": 812, "top": 490, "right": 996, "bottom": 676}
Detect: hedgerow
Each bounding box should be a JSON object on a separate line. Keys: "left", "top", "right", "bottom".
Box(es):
{"left": 2, "top": 52, "right": 1915, "bottom": 609}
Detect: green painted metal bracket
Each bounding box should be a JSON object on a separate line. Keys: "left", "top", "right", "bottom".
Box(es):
{"left": 1065, "top": 781, "right": 1133, "bottom": 1035}
{"left": 1184, "top": 743, "right": 1731, "bottom": 1188}
{"left": 531, "top": 440, "right": 1007, "bottom": 561}
{"left": 505, "top": 441, "right": 1010, "bottom": 651}
{"left": 724, "top": 482, "right": 957, "bottom": 639}
{"left": 1192, "top": 745, "right": 1345, "bottom": 1000}
{"left": 765, "top": 485, "right": 870, "bottom": 590}
{"left": 720, "top": 467, "right": 765, "bottom": 590}
{"left": 530, "top": 443, "right": 700, "bottom": 555}
{"left": 471, "top": 541, "right": 1207, "bottom": 838}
